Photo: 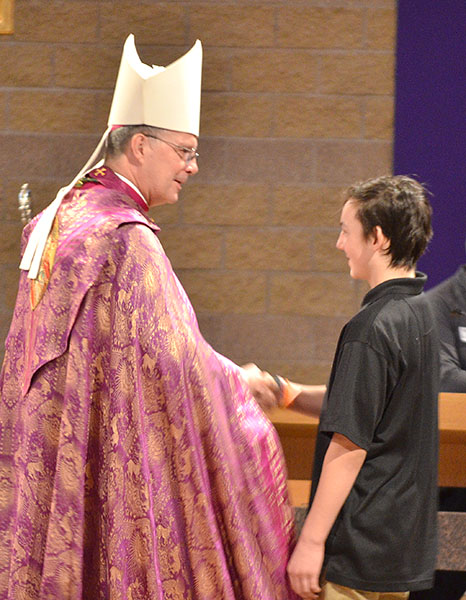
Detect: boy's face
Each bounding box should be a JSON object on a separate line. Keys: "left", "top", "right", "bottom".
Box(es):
{"left": 336, "top": 200, "right": 375, "bottom": 281}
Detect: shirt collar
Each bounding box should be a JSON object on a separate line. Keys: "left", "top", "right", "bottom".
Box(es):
{"left": 85, "top": 166, "right": 149, "bottom": 212}
{"left": 113, "top": 171, "right": 148, "bottom": 209}
{"left": 362, "top": 272, "right": 427, "bottom": 308}
{"left": 456, "top": 265, "right": 466, "bottom": 290}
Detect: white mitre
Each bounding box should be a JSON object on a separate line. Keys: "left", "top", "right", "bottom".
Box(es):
{"left": 20, "top": 35, "right": 203, "bottom": 279}
{"left": 109, "top": 35, "right": 202, "bottom": 135}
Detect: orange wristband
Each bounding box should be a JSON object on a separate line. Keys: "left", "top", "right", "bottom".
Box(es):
{"left": 281, "top": 378, "right": 295, "bottom": 408}
{"left": 273, "top": 375, "right": 295, "bottom": 408}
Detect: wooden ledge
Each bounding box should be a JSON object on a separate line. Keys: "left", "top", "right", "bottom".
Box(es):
{"left": 270, "top": 393, "right": 466, "bottom": 486}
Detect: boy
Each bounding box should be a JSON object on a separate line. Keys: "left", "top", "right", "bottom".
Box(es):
{"left": 284, "top": 175, "right": 439, "bottom": 599}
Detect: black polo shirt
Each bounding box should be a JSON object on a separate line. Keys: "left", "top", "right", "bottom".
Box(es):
{"left": 310, "top": 273, "right": 439, "bottom": 592}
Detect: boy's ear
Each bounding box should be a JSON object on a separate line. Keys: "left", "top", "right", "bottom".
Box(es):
{"left": 372, "top": 225, "right": 390, "bottom": 252}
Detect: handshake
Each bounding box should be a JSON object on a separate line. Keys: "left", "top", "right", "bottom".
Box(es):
{"left": 240, "top": 363, "right": 302, "bottom": 411}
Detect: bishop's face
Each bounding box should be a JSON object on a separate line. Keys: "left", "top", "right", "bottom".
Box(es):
{"left": 139, "top": 130, "right": 199, "bottom": 208}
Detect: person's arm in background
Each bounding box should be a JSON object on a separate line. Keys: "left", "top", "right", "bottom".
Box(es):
{"left": 428, "top": 291, "right": 466, "bottom": 392}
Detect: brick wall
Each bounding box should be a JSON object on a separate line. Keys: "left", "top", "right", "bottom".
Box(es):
{"left": 0, "top": 0, "right": 396, "bottom": 381}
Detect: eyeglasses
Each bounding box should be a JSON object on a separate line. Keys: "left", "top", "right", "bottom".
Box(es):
{"left": 143, "top": 134, "right": 199, "bottom": 165}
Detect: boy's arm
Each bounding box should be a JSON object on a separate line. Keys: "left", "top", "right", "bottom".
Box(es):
{"left": 289, "top": 383, "right": 326, "bottom": 417}
{"left": 287, "top": 433, "right": 367, "bottom": 598}
{"left": 241, "top": 364, "right": 325, "bottom": 416}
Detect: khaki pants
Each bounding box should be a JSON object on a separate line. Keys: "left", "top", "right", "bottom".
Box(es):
{"left": 320, "top": 580, "right": 409, "bottom": 600}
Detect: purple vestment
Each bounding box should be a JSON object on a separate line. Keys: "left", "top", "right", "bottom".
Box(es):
{"left": 0, "top": 168, "right": 297, "bottom": 599}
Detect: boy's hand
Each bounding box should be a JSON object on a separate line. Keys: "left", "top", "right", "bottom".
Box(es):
{"left": 287, "top": 537, "right": 324, "bottom": 599}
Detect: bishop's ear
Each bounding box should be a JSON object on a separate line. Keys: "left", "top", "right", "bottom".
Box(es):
{"left": 128, "top": 133, "right": 148, "bottom": 164}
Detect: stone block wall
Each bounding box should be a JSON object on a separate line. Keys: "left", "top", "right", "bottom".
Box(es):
{"left": 0, "top": 0, "right": 396, "bottom": 381}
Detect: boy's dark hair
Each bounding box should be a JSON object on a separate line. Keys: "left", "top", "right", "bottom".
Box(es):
{"left": 344, "top": 175, "right": 433, "bottom": 268}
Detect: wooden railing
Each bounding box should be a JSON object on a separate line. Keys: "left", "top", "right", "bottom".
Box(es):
{"left": 268, "top": 393, "right": 466, "bottom": 572}
{"left": 267, "top": 392, "right": 466, "bottom": 490}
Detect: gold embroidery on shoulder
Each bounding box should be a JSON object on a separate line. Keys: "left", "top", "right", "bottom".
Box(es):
{"left": 30, "top": 216, "right": 60, "bottom": 310}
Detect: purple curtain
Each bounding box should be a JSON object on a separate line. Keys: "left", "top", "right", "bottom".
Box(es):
{"left": 394, "top": 0, "right": 466, "bottom": 288}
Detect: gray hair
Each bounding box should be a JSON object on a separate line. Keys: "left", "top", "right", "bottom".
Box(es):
{"left": 105, "top": 125, "right": 167, "bottom": 158}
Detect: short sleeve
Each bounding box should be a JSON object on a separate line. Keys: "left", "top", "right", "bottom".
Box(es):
{"left": 319, "top": 340, "right": 389, "bottom": 450}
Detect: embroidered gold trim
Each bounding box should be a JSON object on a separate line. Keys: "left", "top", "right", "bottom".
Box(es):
{"left": 30, "top": 216, "right": 59, "bottom": 310}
